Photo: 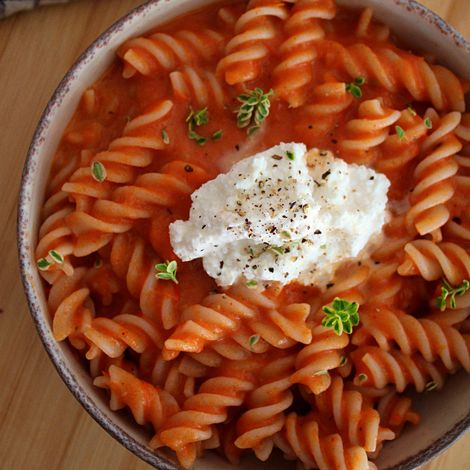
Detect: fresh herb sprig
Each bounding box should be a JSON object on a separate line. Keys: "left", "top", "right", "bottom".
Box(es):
{"left": 155, "top": 260, "right": 179, "bottom": 284}
{"left": 436, "top": 279, "right": 470, "bottom": 311}
{"left": 185, "top": 107, "right": 222, "bottom": 145}
{"left": 186, "top": 107, "right": 209, "bottom": 146}
{"left": 395, "top": 125, "right": 405, "bottom": 141}
{"left": 322, "top": 297, "right": 360, "bottom": 335}
{"left": 249, "top": 335, "right": 260, "bottom": 348}
{"left": 346, "top": 76, "right": 365, "bottom": 98}
{"left": 91, "top": 161, "right": 106, "bottom": 182}
{"left": 37, "top": 249, "right": 64, "bottom": 271}
{"left": 236, "top": 88, "right": 274, "bottom": 136}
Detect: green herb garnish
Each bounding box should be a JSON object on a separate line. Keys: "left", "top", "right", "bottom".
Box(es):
{"left": 91, "top": 161, "right": 106, "bottom": 182}
{"left": 322, "top": 297, "right": 360, "bottom": 335}
{"left": 358, "top": 373, "right": 368, "bottom": 383}
{"left": 187, "top": 107, "right": 208, "bottom": 126}
{"left": 155, "top": 260, "right": 179, "bottom": 284}
{"left": 339, "top": 356, "right": 348, "bottom": 367}
{"left": 211, "top": 129, "right": 223, "bottom": 141}
{"left": 162, "top": 128, "right": 170, "bottom": 145}
{"left": 407, "top": 105, "right": 417, "bottom": 116}
{"left": 281, "top": 231, "right": 291, "bottom": 239}
{"left": 249, "top": 335, "right": 260, "bottom": 348}
{"left": 236, "top": 88, "right": 274, "bottom": 136}
{"left": 286, "top": 150, "right": 295, "bottom": 161}
{"left": 270, "top": 245, "right": 286, "bottom": 255}
{"left": 395, "top": 125, "right": 405, "bottom": 141}
{"left": 436, "top": 279, "right": 470, "bottom": 311}
{"left": 186, "top": 107, "right": 209, "bottom": 146}
{"left": 424, "top": 117, "right": 433, "bottom": 129}
{"left": 49, "top": 250, "right": 64, "bottom": 264}
{"left": 37, "top": 258, "right": 52, "bottom": 271}
{"left": 346, "top": 77, "right": 365, "bottom": 98}
{"left": 246, "top": 280, "right": 258, "bottom": 289}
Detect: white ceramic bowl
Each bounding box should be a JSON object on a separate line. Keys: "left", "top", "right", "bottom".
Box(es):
{"left": 17, "top": 1, "right": 470, "bottom": 469}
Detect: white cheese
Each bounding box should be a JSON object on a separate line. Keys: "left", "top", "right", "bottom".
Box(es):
{"left": 169, "top": 143, "right": 390, "bottom": 286}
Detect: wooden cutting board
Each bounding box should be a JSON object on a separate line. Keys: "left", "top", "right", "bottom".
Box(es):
{"left": 0, "top": 1, "right": 469, "bottom": 469}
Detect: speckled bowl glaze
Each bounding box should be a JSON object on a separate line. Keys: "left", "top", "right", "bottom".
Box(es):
{"left": 17, "top": 1, "right": 470, "bottom": 469}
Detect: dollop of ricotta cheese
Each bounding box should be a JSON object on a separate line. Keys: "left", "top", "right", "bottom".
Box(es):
{"left": 170, "top": 143, "right": 389, "bottom": 286}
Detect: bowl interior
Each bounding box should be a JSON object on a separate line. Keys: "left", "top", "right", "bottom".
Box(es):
{"left": 18, "top": 1, "right": 470, "bottom": 469}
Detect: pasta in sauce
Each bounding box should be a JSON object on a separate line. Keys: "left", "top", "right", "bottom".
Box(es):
{"left": 36, "top": 1, "right": 470, "bottom": 469}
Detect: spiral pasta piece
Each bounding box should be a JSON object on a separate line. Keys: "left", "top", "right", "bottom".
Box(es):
{"left": 65, "top": 160, "right": 210, "bottom": 257}
{"left": 109, "top": 233, "right": 180, "bottom": 329}
{"left": 398, "top": 239, "right": 470, "bottom": 285}
{"left": 35, "top": 192, "right": 76, "bottom": 283}
{"left": 63, "top": 100, "right": 173, "bottom": 201}
{"left": 314, "top": 376, "right": 395, "bottom": 452}
{"left": 351, "top": 346, "right": 446, "bottom": 392}
{"left": 290, "top": 325, "right": 349, "bottom": 394}
{"left": 406, "top": 112, "right": 461, "bottom": 239}
{"left": 329, "top": 42, "right": 466, "bottom": 111}
{"left": 83, "top": 313, "right": 164, "bottom": 361}
{"left": 376, "top": 390, "right": 420, "bottom": 435}
{"left": 303, "top": 82, "right": 353, "bottom": 136}
{"left": 138, "top": 353, "right": 203, "bottom": 404}
{"left": 338, "top": 99, "right": 401, "bottom": 164}
{"left": 235, "top": 353, "right": 296, "bottom": 460}
{"left": 152, "top": 358, "right": 261, "bottom": 469}
{"left": 217, "top": 3, "right": 245, "bottom": 31}
{"left": 355, "top": 7, "right": 390, "bottom": 42}
{"left": 277, "top": 412, "right": 374, "bottom": 470}
{"left": 170, "top": 67, "right": 226, "bottom": 108}
{"left": 374, "top": 109, "right": 428, "bottom": 174}
{"left": 364, "top": 261, "right": 404, "bottom": 306}
{"left": 94, "top": 365, "right": 179, "bottom": 430}
{"left": 353, "top": 306, "right": 470, "bottom": 373}
{"left": 162, "top": 285, "right": 311, "bottom": 360}
{"left": 216, "top": 0, "right": 289, "bottom": 85}
{"left": 274, "top": 0, "right": 336, "bottom": 107}
{"left": 119, "top": 29, "right": 225, "bottom": 78}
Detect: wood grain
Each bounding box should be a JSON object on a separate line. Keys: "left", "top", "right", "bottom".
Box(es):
{"left": 0, "top": 1, "right": 468, "bottom": 469}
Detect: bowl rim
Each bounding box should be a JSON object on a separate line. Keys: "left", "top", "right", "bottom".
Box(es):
{"left": 16, "top": 1, "right": 470, "bottom": 469}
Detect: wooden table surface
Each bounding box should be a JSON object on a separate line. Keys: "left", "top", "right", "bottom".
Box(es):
{"left": 1, "top": 0, "right": 470, "bottom": 469}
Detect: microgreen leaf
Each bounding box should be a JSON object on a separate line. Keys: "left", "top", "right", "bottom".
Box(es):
{"left": 281, "top": 231, "right": 291, "bottom": 239}
{"left": 49, "top": 250, "right": 64, "bottom": 264}
{"left": 270, "top": 245, "right": 286, "bottom": 255}
{"left": 357, "top": 373, "right": 368, "bottom": 383}
{"left": 211, "top": 129, "right": 223, "bottom": 141}
{"left": 186, "top": 107, "right": 210, "bottom": 146}
{"left": 436, "top": 279, "right": 470, "bottom": 311}
{"left": 346, "top": 77, "right": 365, "bottom": 98}
{"left": 322, "top": 297, "right": 360, "bottom": 336}
{"left": 407, "top": 105, "right": 417, "bottom": 116}
{"left": 424, "top": 117, "right": 433, "bottom": 129}
{"left": 155, "top": 260, "right": 179, "bottom": 284}
{"left": 339, "top": 356, "right": 348, "bottom": 367}
{"left": 37, "top": 258, "right": 52, "bottom": 271}
{"left": 162, "top": 128, "right": 170, "bottom": 145}
{"left": 286, "top": 150, "right": 295, "bottom": 161}
{"left": 249, "top": 335, "right": 260, "bottom": 347}
{"left": 354, "top": 76, "right": 365, "bottom": 86}
{"left": 236, "top": 88, "right": 273, "bottom": 136}
{"left": 246, "top": 280, "right": 258, "bottom": 289}
{"left": 91, "top": 161, "right": 106, "bottom": 182}
{"left": 395, "top": 125, "right": 405, "bottom": 141}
